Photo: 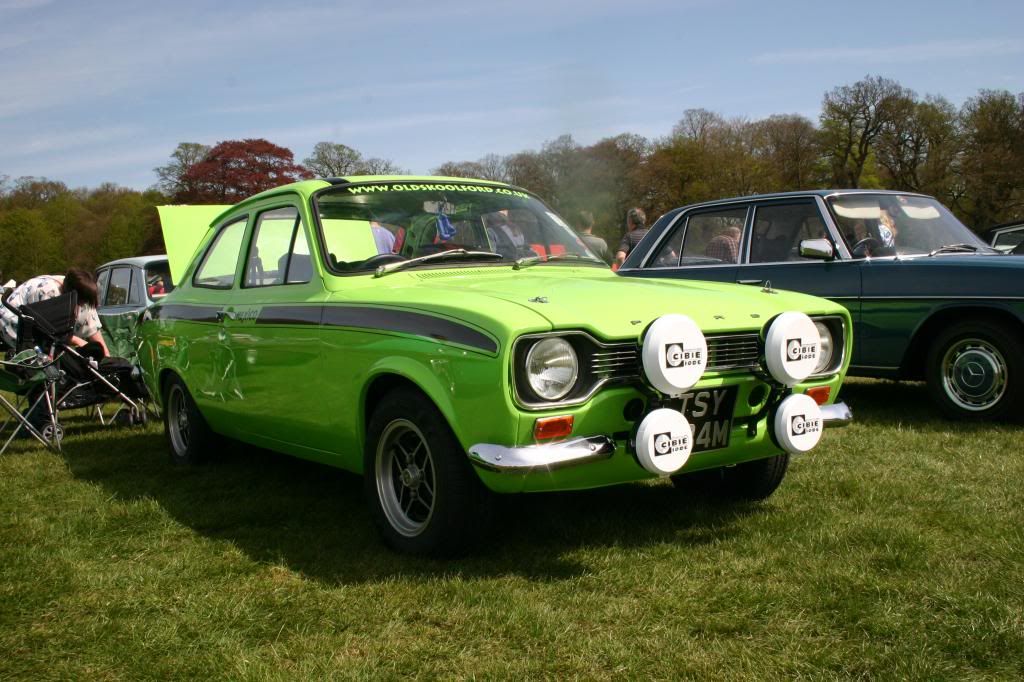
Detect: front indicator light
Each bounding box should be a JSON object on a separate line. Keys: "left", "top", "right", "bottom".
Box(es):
{"left": 805, "top": 386, "right": 831, "bottom": 405}
{"left": 534, "top": 415, "right": 574, "bottom": 440}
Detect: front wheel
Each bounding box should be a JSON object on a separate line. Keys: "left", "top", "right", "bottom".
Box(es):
{"left": 672, "top": 454, "right": 789, "bottom": 501}
{"left": 926, "top": 319, "right": 1023, "bottom": 421}
{"left": 364, "top": 388, "right": 492, "bottom": 556}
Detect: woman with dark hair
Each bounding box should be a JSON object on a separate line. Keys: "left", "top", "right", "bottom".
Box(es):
{"left": 0, "top": 268, "right": 109, "bottom": 357}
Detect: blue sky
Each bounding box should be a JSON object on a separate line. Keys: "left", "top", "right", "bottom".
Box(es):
{"left": 1, "top": 0, "right": 1022, "bottom": 190}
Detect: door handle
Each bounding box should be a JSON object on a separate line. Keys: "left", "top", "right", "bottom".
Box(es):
{"left": 215, "top": 309, "right": 237, "bottom": 322}
{"left": 737, "top": 279, "right": 764, "bottom": 286}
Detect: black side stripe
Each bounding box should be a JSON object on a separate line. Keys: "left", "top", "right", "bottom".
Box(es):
{"left": 255, "top": 305, "right": 322, "bottom": 326}
{"left": 150, "top": 304, "right": 220, "bottom": 323}
{"left": 317, "top": 306, "right": 498, "bottom": 353}
{"left": 151, "top": 303, "right": 497, "bottom": 354}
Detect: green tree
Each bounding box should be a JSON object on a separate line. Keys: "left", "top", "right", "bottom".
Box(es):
{"left": 153, "top": 142, "right": 210, "bottom": 198}
{"left": 956, "top": 90, "right": 1024, "bottom": 229}
{"left": 0, "top": 208, "right": 63, "bottom": 281}
{"left": 820, "top": 75, "right": 915, "bottom": 187}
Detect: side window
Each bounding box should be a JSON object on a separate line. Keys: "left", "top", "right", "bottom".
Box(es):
{"left": 243, "top": 206, "right": 313, "bottom": 287}
{"left": 144, "top": 261, "right": 173, "bottom": 298}
{"left": 647, "top": 207, "right": 747, "bottom": 268}
{"left": 96, "top": 268, "right": 110, "bottom": 305}
{"left": 106, "top": 267, "right": 131, "bottom": 305}
{"left": 194, "top": 217, "right": 247, "bottom": 289}
{"left": 245, "top": 207, "right": 299, "bottom": 287}
{"left": 749, "top": 203, "right": 828, "bottom": 264}
{"left": 127, "top": 268, "right": 143, "bottom": 305}
{"left": 286, "top": 222, "right": 312, "bottom": 284}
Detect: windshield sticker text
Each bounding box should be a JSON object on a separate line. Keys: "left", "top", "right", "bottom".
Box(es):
{"left": 347, "top": 184, "right": 529, "bottom": 199}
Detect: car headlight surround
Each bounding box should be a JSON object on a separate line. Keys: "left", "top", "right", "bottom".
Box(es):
{"left": 809, "top": 315, "right": 846, "bottom": 377}
{"left": 525, "top": 337, "right": 579, "bottom": 401}
{"left": 813, "top": 320, "right": 834, "bottom": 374}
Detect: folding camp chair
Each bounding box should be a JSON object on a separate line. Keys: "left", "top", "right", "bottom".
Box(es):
{"left": 0, "top": 348, "right": 64, "bottom": 453}
{"left": 0, "top": 290, "right": 78, "bottom": 453}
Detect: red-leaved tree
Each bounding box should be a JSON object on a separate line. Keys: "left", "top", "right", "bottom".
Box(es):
{"left": 179, "top": 138, "right": 311, "bottom": 203}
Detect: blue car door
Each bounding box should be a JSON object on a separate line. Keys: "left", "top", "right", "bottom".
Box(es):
{"left": 732, "top": 198, "right": 863, "bottom": 363}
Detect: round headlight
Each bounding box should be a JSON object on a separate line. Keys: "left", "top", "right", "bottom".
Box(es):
{"left": 525, "top": 337, "right": 579, "bottom": 401}
{"left": 813, "top": 320, "right": 834, "bottom": 374}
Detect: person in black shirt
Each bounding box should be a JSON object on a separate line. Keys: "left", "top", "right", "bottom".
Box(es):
{"left": 615, "top": 207, "right": 648, "bottom": 266}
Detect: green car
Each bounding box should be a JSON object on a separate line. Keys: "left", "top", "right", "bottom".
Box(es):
{"left": 140, "top": 177, "right": 852, "bottom": 555}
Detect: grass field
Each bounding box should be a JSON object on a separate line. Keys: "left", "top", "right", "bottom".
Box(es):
{"left": 2, "top": 378, "right": 1023, "bottom": 680}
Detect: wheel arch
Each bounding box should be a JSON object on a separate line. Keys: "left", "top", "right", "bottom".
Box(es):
{"left": 900, "top": 303, "right": 1024, "bottom": 380}
{"left": 360, "top": 361, "right": 462, "bottom": 458}
{"left": 157, "top": 368, "right": 182, "bottom": 407}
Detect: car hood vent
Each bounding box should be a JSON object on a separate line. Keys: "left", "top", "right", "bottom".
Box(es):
{"left": 413, "top": 269, "right": 509, "bottom": 280}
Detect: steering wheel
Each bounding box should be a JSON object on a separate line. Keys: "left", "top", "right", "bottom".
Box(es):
{"left": 358, "top": 253, "right": 406, "bottom": 270}
{"left": 850, "top": 237, "right": 881, "bottom": 258}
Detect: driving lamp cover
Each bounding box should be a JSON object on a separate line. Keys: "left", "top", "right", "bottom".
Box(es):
{"left": 765, "top": 312, "right": 821, "bottom": 385}
{"left": 635, "top": 408, "right": 693, "bottom": 475}
{"left": 641, "top": 314, "right": 708, "bottom": 395}
{"left": 773, "top": 393, "right": 824, "bottom": 453}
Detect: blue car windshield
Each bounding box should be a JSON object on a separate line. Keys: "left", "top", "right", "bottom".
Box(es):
{"left": 314, "top": 182, "right": 603, "bottom": 272}
{"left": 827, "top": 194, "right": 988, "bottom": 257}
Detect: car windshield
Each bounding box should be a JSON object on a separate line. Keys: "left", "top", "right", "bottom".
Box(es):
{"left": 314, "top": 181, "right": 603, "bottom": 272}
{"left": 144, "top": 261, "right": 174, "bottom": 299}
{"left": 826, "top": 193, "right": 988, "bottom": 258}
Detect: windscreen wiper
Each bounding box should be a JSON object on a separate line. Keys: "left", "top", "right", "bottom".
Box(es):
{"left": 512, "top": 253, "right": 605, "bottom": 270}
{"left": 374, "top": 249, "right": 503, "bottom": 277}
{"left": 927, "top": 243, "right": 982, "bottom": 256}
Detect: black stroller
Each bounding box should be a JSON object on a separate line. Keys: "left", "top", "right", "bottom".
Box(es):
{"left": 1, "top": 291, "right": 148, "bottom": 450}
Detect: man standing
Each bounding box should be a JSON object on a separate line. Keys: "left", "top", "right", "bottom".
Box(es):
{"left": 615, "top": 207, "right": 649, "bottom": 266}
{"left": 574, "top": 210, "right": 610, "bottom": 264}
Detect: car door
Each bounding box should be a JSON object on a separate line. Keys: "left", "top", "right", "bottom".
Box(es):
{"left": 626, "top": 205, "right": 749, "bottom": 284}
{"left": 735, "top": 198, "right": 864, "bottom": 363}
{"left": 98, "top": 265, "right": 144, "bottom": 357}
{"left": 220, "top": 202, "right": 331, "bottom": 451}
{"left": 178, "top": 215, "right": 250, "bottom": 431}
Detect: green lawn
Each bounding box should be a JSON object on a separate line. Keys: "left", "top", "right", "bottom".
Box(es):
{"left": 2, "top": 379, "right": 1023, "bottom": 680}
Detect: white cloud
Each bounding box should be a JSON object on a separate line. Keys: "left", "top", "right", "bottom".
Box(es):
{"left": 753, "top": 39, "right": 1024, "bottom": 65}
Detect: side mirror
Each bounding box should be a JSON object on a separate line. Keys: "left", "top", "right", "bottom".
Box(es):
{"left": 799, "top": 238, "right": 834, "bottom": 260}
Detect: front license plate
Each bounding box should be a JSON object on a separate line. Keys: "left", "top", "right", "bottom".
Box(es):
{"left": 676, "top": 386, "right": 738, "bottom": 452}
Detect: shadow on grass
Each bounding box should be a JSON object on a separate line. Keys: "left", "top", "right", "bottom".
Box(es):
{"left": 58, "top": 423, "right": 764, "bottom": 585}
{"left": 838, "top": 379, "right": 937, "bottom": 426}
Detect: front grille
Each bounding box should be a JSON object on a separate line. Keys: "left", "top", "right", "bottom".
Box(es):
{"left": 590, "top": 348, "right": 641, "bottom": 377}
{"left": 706, "top": 333, "right": 761, "bottom": 371}
{"left": 590, "top": 332, "right": 762, "bottom": 380}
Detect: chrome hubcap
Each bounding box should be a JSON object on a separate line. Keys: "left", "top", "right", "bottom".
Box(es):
{"left": 942, "top": 338, "right": 1007, "bottom": 412}
{"left": 375, "top": 419, "right": 436, "bottom": 537}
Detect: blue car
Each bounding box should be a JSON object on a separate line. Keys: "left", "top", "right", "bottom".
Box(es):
{"left": 620, "top": 190, "right": 1023, "bottom": 421}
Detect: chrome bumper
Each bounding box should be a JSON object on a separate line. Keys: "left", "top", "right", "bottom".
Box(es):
{"left": 821, "top": 401, "right": 852, "bottom": 427}
{"left": 470, "top": 401, "right": 851, "bottom": 474}
{"left": 468, "top": 436, "right": 615, "bottom": 473}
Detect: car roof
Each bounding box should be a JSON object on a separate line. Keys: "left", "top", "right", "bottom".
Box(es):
{"left": 666, "top": 189, "right": 934, "bottom": 214}
{"left": 987, "top": 221, "right": 1024, "bottom": 235}
{"left": 206, "top": 175, "right": 521, "bottom": 228}
{"left": 97, "top": 255, "right": 169, "bottom": 269}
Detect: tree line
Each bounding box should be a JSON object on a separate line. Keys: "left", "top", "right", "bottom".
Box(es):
{"left": 1, "top": 75, "right": 1022, "bottom": 282}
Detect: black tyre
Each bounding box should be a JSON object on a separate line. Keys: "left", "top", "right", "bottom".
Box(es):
{"left": 925, "top": 319, "right": 1024, "bottom": 421}
{"left": 364, "top": 388, "right": 492, "bottom": 556}
{"left": 672, "top": 453, "right": 789, "bottom": 501}
{"left": 162, "top": 374, "right": 214, "bottom": 466}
